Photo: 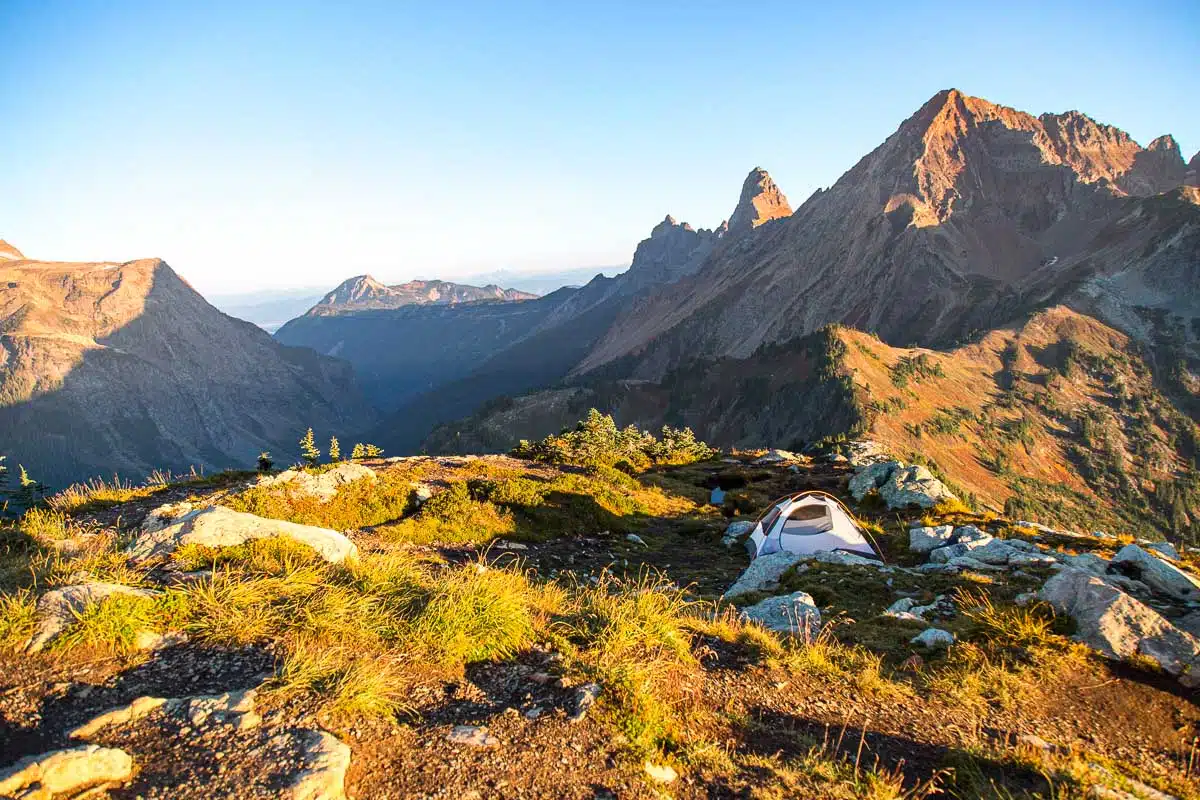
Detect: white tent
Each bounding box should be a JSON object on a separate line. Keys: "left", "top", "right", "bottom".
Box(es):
{"left": 745, "top": 491, "right": 880, "bottom": 560}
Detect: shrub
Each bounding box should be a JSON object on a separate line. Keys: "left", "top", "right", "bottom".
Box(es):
{"left": 511, "top": 410, "right": 716, "bottom": 470}
{"left": 328, "top": 437, "right": 341, "bottom": 462}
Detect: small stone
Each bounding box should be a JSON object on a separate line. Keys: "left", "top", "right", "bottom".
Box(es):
{"left": 625, "top": 534, "right": 648, "bottom": 547}
{"left": 643, "top": 761, "right": 678, "bottom": 784}
{"left": 911, "top": 628, "right": 955, "bottom": 649}
{"left": 569, "top": 683, "right": 601, "bottom": 723}
{"left": 447, "top": 725, "right": 500, "bottom": 747}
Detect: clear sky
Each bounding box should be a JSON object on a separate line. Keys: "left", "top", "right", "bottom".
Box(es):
{"left": 2, "top": 0, "right": 1198, "bottom": 295}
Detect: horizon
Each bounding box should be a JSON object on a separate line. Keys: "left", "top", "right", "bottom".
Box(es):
{"left": 2, "top": 0, "right": 1198, "bottom": 295}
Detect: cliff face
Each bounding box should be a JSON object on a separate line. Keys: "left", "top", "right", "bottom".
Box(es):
{"left": 575, "top": 90, "right": 1197, "bottom": 379}
{"left": 0, "top": 257, "right": 377, "bottom": 486}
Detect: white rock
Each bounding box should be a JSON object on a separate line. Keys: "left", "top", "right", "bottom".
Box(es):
{"left": 740, "top": 591, "right": 821, "bottom": 637}
{"left": 810, "top": 550, "right": 888, "bottom": 569}
{"left": 723, "top": 552, "right": 805, "bottom": 600}
{"left": 644, "top": 762, "right": 679, "bottom": 784}
{"left": 929, "top": 536, "right": 996, "bottom": 563}
{"left": 879, "top": 465, "right": 956, "bottom": 509}
{"left": 26, "top": 582, "right": 159, "bottom": 653}
{"left": 0, "top": 745, "right": 134, "bottom": 798}
{"left": 128, "top": 505, "right": 357, "bottom": 564}
{"left": 908, "top": 525, "right": 954, "bottom": 554}
{"left": 257, "top": 463, "right": 377, "bottom": 502}
{"left": 849, "top": 462, "right": 897, "bottom": 501}
{"left": 953, "top": 525, "right": 991, "bottom": 544}
{"left": 885, "top": 598, "right": 917, "bottom": 615}
{"left": 1109, "top": 545, "right": 1200, "bottom": 602}
{"left": 70, "top": 696, "right": 171, "bottom": 739}
{"left": 281, "top": 730, "right": 352, "bottom": 800}
{"left": 1040, "top": 569, "right": 1200, "bottom": 687}
{"left": 911, "top": 628, "right": 955, "bottom": 649}
{"left": 753, "top": 449, "right": 798, "bottom": 465}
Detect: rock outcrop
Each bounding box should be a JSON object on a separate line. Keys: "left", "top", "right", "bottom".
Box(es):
{"left": 727, "top": 168, "right": 792, "bottom": 235}
{"left": 849, "top": 462, "right": 956, "bottom": 509}
{"left": 0, "top": 745, "right": 134, "bottom": 798}
{"left": 255, "top": 463, "right": 378, "bottom": 502}
{"left": 739, "top": 590, "right": 821, "bottom": 636}
{"left": 26, "top": 582, "right": 159, "bottom": 653}
{"left": 1040, "top": 569, "right": 1200, "bottom": 687}
{"left": 1109, "top": 545, "right": 1200, "bottom": 602}
{"left": 130, "top": 505, "right": 358, "bottom": 563}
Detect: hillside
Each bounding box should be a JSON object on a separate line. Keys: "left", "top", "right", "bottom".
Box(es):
{"left": 0, "top": 255, "right": 377, "bottom": 487}
{"left": 3, "top": 438, "right": 1199, "bottom": 798}
{"left": 426, "top": 307, "right": 1199, "bottom": 541}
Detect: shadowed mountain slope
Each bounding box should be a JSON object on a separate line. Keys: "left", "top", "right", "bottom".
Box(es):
{"left": 0, "top": 255, "right": 376, "bottom": 487}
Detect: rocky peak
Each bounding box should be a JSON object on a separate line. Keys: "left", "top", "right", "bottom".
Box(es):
{"left": 310, "top": 276, "right": 535, "bottom": 315}
{"left": 625, "top": 214, "right": 720, "bottom": 290}
{"left": 727, "top": 168, "right": 792, "bottom": 234}
{"left": 1186, "top": 151, "right": 1200, "bottom": 188}
{"left": 320, "top": 275, "right": 390, "bottom": 307}
{"left": 0, "top": 239, "right": 25, "bottom": 261}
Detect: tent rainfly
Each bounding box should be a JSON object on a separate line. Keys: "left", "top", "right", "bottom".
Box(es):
{"left": 744, "top": 491, "right": 880, "bottom": 560}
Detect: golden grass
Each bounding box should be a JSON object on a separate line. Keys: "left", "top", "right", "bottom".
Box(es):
{"left": 223, "top": 472, "right": 414, "bottom": 531}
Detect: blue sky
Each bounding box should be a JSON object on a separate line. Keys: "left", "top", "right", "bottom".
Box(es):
{"left": 2, "top": 0, "right": 1197, "bottom": 295}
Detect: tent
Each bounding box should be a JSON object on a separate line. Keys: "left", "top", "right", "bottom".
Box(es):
{"left": 744, "top": 491, "right": 880, "bottom": 560}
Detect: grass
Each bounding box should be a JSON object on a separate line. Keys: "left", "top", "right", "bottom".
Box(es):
{"left": 223, "top": 471, "right": 415, "bottom": 531}
{"left": 48, "top": 469, "right": 255, "bottom": 514}
{"left": 52, "top": 592, "right": 161, "bottom": 655}
{"left": 0, "top": 589, "right": 37, "bottom": 648}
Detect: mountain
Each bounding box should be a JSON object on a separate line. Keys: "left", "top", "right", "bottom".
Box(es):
{"left": 457, "top": 264, "right": 627, "bottom": 295}
{"left": 425, "top": 306, "right": 1200, "bottom": 539}
{"left": 575, "top": 89, "right": 1196, "bottom": 378}
{"left": 0, "top": 254, "right": 377, "bottom": 487}
{"left": 0, "top": 240, "right": 24, "bottom": 261}
{"left": 308, "top": 275, "right": 536, "bottom": 315}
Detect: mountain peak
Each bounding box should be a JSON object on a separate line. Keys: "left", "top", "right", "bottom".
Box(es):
{"left": 311, "top": 275, "right": 535, "bottom": 315}
{"left": 0, "top": 239, "right": 25, "bottom": 261}
{"left": 727, "top": 167, "right": 792, "bottom": 234}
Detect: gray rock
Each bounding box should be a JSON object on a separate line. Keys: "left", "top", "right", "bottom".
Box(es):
{"left": 724, "top": 520, "right": 755, "bottom": 539}
{"left": 879, "top": 465, "right": 956, "bottom": 509}
{"left": 1109, "top": 545, "right": 1200, "bottom": 602}
{"left": 944, "top": 555, "right": 1004, "bottom": 571}
{"left": 1172, "top": 611, "right": 1200, "bottom": 639}
{"left": 810, "top": 550, "right": 888, "bottom": 569}
{"left": 568, "top": 683, "right": 601, "bottom": 723}
{"left": 908, "top": 525, "right": 954, "bottom": 554}
{"left": 256, "top": 463, "right": 377, "bottom": 502}
{"left": 1144, "top": 541, "right": 1180, "bottom": 560}
{"left": 953, "top": 525, "right": 991, "bottom": 544}
{"left": 447, "top": 725, "right": 499, "bottom": 747}
{"left": 911, "top": 628, "right": 955, "bottom": 648}
{"left": 885, "top": 598, "right": 916, "bottom": 615}
{"left": 929, "top": 536, "right": 995, "bottom": 563}
{"left": 723, "top": 552, "right": 805, "bottom": 600}
{"left": 753, "top": 449, "right": 798, "bottom": 465}
{"left": 0, "top": 745, "right": 134, "bottom": 798}
{"left": 26, "top": 582, "right": 159, "bottom": 653}
{"left": 625, "top": 533, "right": 648, "bottom": 547}
{"left": 849, "top": 461, "right": 898, "bottom": 501}
{"left": 1040, "top": 569, "right": 1200, "bottom": 687}
{"left": 1058, "top": 552, "right": 1109, "bottom": 576}
{"left": 740, "top": 591, "right": 821, "bottom": 637}
{"left": 128, "top": 505, "right": 357, "bottom": 564}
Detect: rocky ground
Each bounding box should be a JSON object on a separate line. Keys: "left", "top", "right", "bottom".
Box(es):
{"left": 2, "top": 448, "right": 1198, "bottom": 799}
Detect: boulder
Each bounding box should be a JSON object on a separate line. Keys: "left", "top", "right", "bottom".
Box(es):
{"left": 849, "top": 461, "right": 898, "bottom": 501}
{"left": 929, "top": 536, "right": 995, "bottom": 563}
{"left": 1040, "top": 569, "right": 1200, "bottom": 687}
{"left": 879, "top": 465, "right": 956, "bottom": 509}
{"left": 909, "top": 525, "right": 954, "bottom": 554}
{"left": 753, "top": 449, "right": 798, "bottom": 465}
{"left": 128, "top": 506, "right": 357, "bottom": 564}
{"left": 1144, "top": 541, "right": 1180, "bottom": 560}
{"left": 740, "top": 591, "right": 821, "bottom": 637}
{"left": 26, "top": 582, "right": 159, "bottom": 653}
{"left": 911, "top": 628, "right": 955, "bottom": 649}
{"left": 810, "top": 550, "right": 889, "bottom": 569}
{"left": 721, "top": 520, "right": 755, "bottom": 549}
{"left": 257, "top": 463, "right": 377, "bottom": 502}
{"left": 723, "top": 552, "right": 804, "bottom": 600}
{"left": 0, "top": 745, "right": 133, "bottom": 798}
{"left": 1109, "top": 545, "right": 1200, "bottom": 601}
{"left": 1058, "top": 552, "right": 1108, "bottom": 576}
{"left": 71, "top": 690, "right": 262, "bottom": 740}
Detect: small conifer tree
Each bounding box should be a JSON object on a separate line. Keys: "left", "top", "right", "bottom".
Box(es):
{"left": 351, "top": 443, "right": 366, "bottom": 460}
{"left": 329, "top": 436, "right": 341, "bottom": 462}
{"left": 16, "top": 465, "right": 45, "bottom": 503}
{"left": 363, "top": 443, "right": 384, "bottom": 457}
{"left": 299, "top": 428, "right": 321, "bottom": 467}
{"left": 257, "top": 451, "right": 274, "bottom": 472}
